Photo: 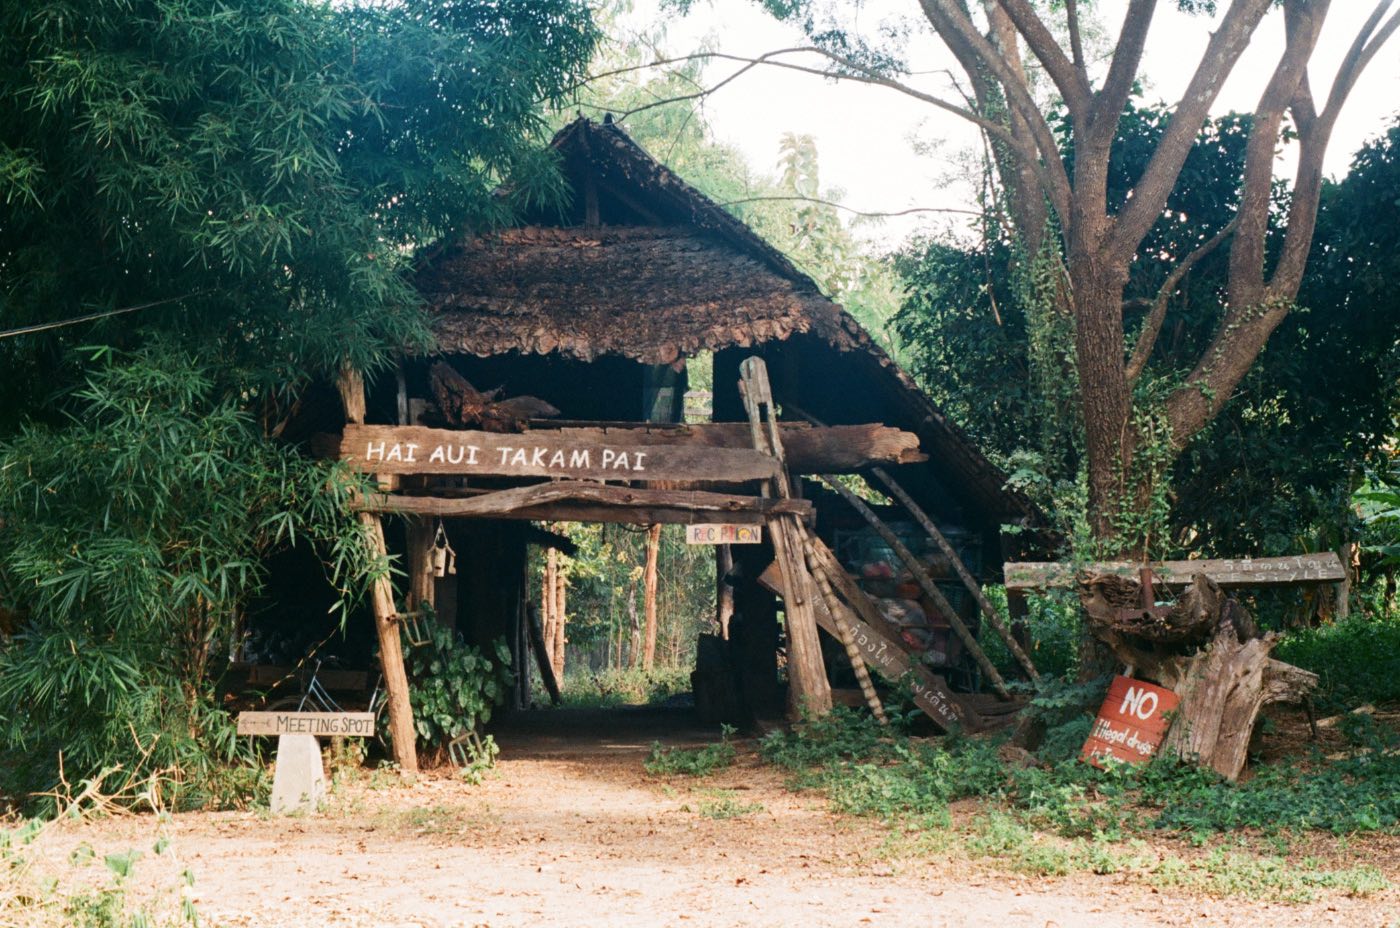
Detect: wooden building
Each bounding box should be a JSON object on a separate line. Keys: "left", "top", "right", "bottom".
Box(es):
{"left": 311, "top": 118, "right": 1042, "bottom": 769}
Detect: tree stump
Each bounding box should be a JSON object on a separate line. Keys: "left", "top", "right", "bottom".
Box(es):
{"left": 1079, "top": 572, "right": 1317, "bottom": 780}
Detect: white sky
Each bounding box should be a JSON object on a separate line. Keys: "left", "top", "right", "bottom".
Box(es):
{"left": 613, "top": 1, "right": 1400, "bottom": 247}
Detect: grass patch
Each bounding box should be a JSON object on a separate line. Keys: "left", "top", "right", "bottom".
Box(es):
{"left": 644, "top": 725, "right": 737, "bottom": 777}
{"left": 755, "top": 698, "right": 1400, "bottom": 902}
{"left": 560, "top": 666, "right": 692, "bottom": 709}
{"left": 690, "top": 790, "right": 765, "bottom": 820}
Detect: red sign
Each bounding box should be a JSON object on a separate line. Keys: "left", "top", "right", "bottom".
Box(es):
{"left": 1081, "top": 676, "right": 1180, "bottom": 768}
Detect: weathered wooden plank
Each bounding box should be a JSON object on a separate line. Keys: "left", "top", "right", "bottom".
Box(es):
{"left": 740, "top": 357, "right": 832, "bottom": 719}
{"left": 330, "top": 422, "right": 923, "bottom": 477}
{"left": 1004, "top": 553, "right": 1346, "bottom": 591}
{"left": 337, "top": 368, "right": 417, "bottom": 778}
{"left": 819, "top": 475, "right": 1012, "bottom": 700}
{"left": 359, "top": 483, "right": 812, "bottom": 523}
{"left": 237, "top": 712, "right": 376, "bottom": 737}
{"left": 337, "top": 424, "right": 778, "bottom": 483}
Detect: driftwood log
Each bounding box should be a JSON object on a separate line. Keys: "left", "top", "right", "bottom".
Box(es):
{"left": 429, "top": 362, "right": 559, "bottom": 432}
{"left": 1079, "top": 572, "right": 1317, "bottom": 781}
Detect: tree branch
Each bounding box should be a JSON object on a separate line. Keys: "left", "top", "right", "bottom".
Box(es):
{"left": 1108, "top": 0, "right": 1274, "bottom": 264}
{"left": 1271, "top": 0, "right": 1400, "bottom": 294}
{"left": 1125, "top": 218, "right": 1237, "bottom": 385}
{"left": 1226, "top": 0, "right": 1329, "bottom": 305}
{"left": 992, "top": 0, "right": 1092, "bottom": 119}
{"left": 1065, "top": 0, "right": 1088, "bottom": 82}
{"left": 918, "top": 0, "right": 1074, "bottom": 225}
{"left": 1085, "top": 0, "right": 1157, "bottom": 153}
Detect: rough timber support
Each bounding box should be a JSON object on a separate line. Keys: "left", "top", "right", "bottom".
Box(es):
{"left": 337, "top": 365, "right": 418, "bottom": 778}
{"left": 739, "top": 357, "right": 832, "bottom": 719}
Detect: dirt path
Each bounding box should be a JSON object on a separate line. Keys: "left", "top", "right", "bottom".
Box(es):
{"left": 27, "top": 709, "right": 1400, "bottom": 928}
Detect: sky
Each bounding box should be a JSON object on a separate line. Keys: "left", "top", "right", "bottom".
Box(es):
{"left": 611, "top": 1, "right": 1400, "bottom": 247}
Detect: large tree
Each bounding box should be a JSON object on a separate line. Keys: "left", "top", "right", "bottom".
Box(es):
{"left": 730, "top": 0, "right": 1400, "bottom": 552}
{"left": 897, "top": 109, "right": 1400, "bottom": 562}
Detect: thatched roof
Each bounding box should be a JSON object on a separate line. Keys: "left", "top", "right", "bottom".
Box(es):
{"left": 414, "top": 117, "right": 1043, "bottom": 541}
{"left": 423, "top": 225, "right": 861, "bottom": 365}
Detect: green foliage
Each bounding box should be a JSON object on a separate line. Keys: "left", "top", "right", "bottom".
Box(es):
{"left": 561, "top": 666, "right": 693, "bottom": 709}
{"left": 0, "top": 347, "right": 367, "bottom": 808}
{"left": 532, "top": 522, "right": 716, "bottom": 679}
{"left": 1275, "top": 612, "right": 1400, "bottom": 709}
{"left": 0, "top": 0, "right": 598, "bottom": 810}
{"left": 894, "top": 104, "right": 1400, "bottom": 561}
{"left": 0, "top": 0, "right": 599, "bottom": 412}
{"left": 644, "top": 725, "right": 737, "bottom": 777}
{"left": 980, "top": 587, "right": 1083, "bottom": 681}
{"left": 400, "top": 624, "right": 513, "bottom": 754}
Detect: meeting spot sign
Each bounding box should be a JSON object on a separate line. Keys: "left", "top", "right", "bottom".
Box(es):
{"left": 1081, "top": 676, "right": 1180, "bottom": 768}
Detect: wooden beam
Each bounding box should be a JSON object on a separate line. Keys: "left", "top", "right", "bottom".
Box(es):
{"left": 868, "top": 469, "right": 1040, "bottom": 683}
{"left": 331, "top": 422, "right": 923, "bottom": 476}
{"left": 525, "top": 603, "right": 562, "bottom": 706}
{"left": 740, "top": 357, "right": 832, "bottom": 719}
{"left": 360, "top": 483, "right": 812, "bottom": 522}
{"left": 337, "top": 366, "right": 418, "bottom": 778}
{"left": 337, "top": 424, "right": 778, "bottom": 483}
{"left": 1004, "top": 553, "right": 1346, "bottom": 591}
{"left": 766, "top": 543, "right": 979, "bottom": 732}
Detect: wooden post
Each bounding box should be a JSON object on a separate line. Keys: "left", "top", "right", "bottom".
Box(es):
{"left": 642, "top": 524, "right": 661, "bottom": 670}
{"left": 406, "top": 519, "right": 436, "bottom": 620}
{"left": 716, "top": 545, "right": 734, "bottom": 640}
{"left": 739, "top": 357, "right": 831, "bottom": 719}
{"left": 543, "top": 547, "right": 558, "bottom": 670}
{"left": 800, "top": 535, "right": 887, "bottom": 724}
{"left": 553, "top": 558, "right": 567, "bottom": 684}
{"left": 337, "top": 365, "right": 418, "bottom": 777}
{"left": 526, "top": 603, "right": 563, "bottom": 706}
{"left": 818, "top": 474, "right": 1012, "bottom": 700}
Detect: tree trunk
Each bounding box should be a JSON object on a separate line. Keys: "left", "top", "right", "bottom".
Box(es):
{"left": 1080, "top": 572, "right": 1317, "bottom": 780}
{"left": 553, "top": 557, "right": 567, "bottom": 684}
{"left": 642, "top": 523, "right": 661, "bottom": 670}
{"left": 543, "top": 547, "right": 558, "bottom": 671}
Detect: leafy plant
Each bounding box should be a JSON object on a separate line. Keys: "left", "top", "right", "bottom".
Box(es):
{"left": 644, "top": 725, "right": 737, "bottom": 777}
{"left": 0, "top": 347, "right": 369, "bottom": 809}
{"left": 399, "top": 623, "right": 513, "bottom": 755}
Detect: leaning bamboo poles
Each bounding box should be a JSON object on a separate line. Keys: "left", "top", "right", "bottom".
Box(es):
{"left": 868, "top": 469, "right": 1040, "bottom": 683}
{"left": 818, "top": 475, "right": 1013, "bottom": 700}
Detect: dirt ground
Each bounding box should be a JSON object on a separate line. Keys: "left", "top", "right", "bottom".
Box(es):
{"left": 24, "top": 707, "right": 1400, "bottom": 928}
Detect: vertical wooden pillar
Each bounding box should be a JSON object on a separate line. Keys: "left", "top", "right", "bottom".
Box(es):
{"left": 337, "top": 366, "right": 418, "bottom": 778}
{"left": 739, "top": 357, "right": 831, "bottom": 719}
{"left": 716, "top": 545, "right": 734, "bottom": 640}
{"left": 406, "top": 519, "right": 436, "bottom": 620}
{"left": 543, "top": 547, "right": 560, "bottom": 679}
{"left": 642, "top": 524, "right": 661, "bottom": 670}
{"left": 553, "top": 557, "right": 567, "bottom": 684}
